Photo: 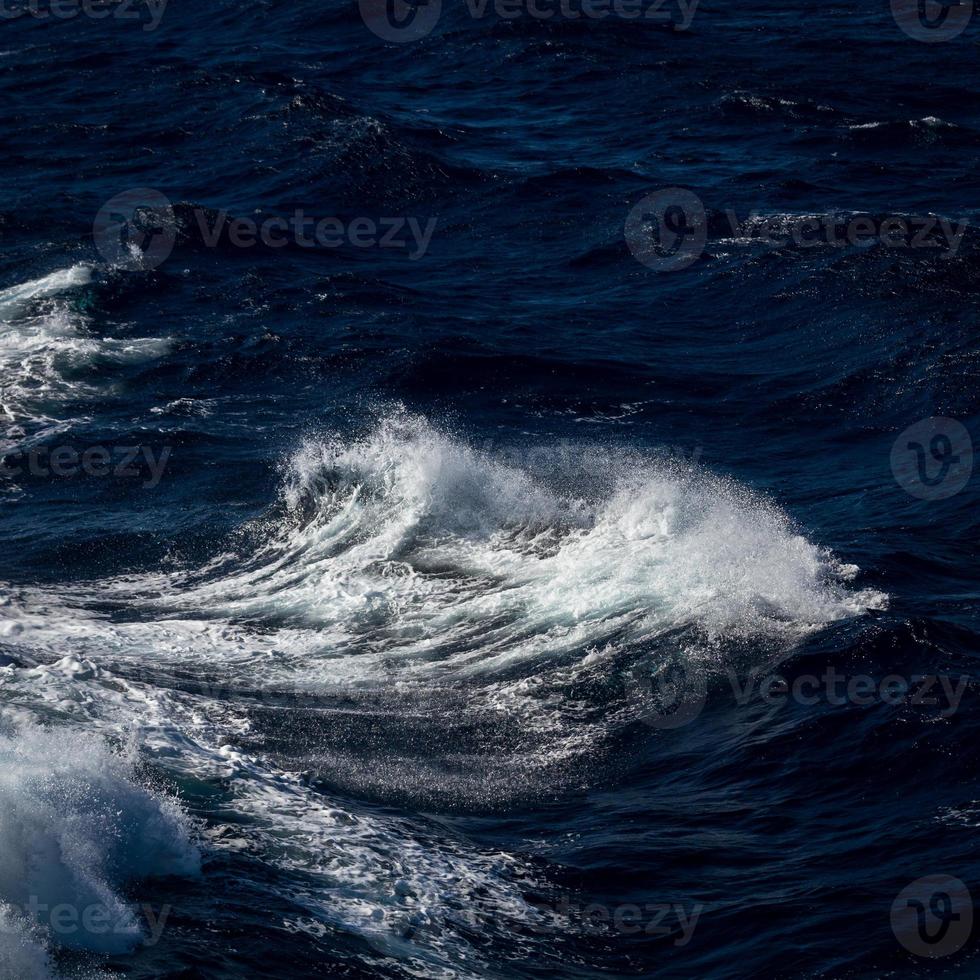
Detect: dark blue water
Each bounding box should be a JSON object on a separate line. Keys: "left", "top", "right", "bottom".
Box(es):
{"left": 1, "top": 1, "right": 980, "bottom": 977}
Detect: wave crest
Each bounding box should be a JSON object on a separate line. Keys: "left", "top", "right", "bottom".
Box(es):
{"left": 208, "top": 411, "right": 885, "bottom": 662}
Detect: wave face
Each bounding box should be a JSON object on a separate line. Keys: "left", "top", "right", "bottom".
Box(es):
{"left": 4, "top": 0, "right": 980, "bottom": 977}
{"left": 0, "top": 416, "right": 886, "bottom": 976}
{"left": 151, "top": 412, "right": 881, "bottom": 668}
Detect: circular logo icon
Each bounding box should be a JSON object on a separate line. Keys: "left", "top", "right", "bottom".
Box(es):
{"left": 891, "top": 418, "right": 973, "bottom": 500}
{"left": 891, "top": 875, "right": 972, "bottom": 957}
{"left": 359, "top": 0, "right": 442, "bottom": 41}
{"left": 891, "top": 0, "right": 973, "bottom": 42}
{"left": 625, "top": 188, "right": 707, "bottom": 272}
{"left": 93, "top": 188, "right": 176, "bottom": 272}
{"left": 628, "top": 658, "right": 707, "bottom": 730}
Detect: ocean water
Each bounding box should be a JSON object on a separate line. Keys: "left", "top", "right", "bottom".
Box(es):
{"left": 1, "top": 0, "right": 979, "bottom": 977}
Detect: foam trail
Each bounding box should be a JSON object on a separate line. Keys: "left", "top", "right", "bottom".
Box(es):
{"left": 0, "top": 265, "right": 93, "bottom": 322}
{"left": 0, "top": 659, "right": 548, "bottom": 978}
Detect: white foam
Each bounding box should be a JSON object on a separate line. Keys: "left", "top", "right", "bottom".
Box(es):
{"left": 0, "top": 411, "right": 887, "bottom": 793}
{"left": 0, "top": 719, "right": 200, "bottom": 959}
{"left": 848, "top": 115, "right": 956, "bottom": 131}
{"left": 0, "top": 660, "right": 545, "bottom": 978}
{"left": 0, "top": 266, "right": 93, "bottom": 319}
{"left": 0, "top": 412, "right": 888, "bottom": 972}
{"left": 105, "top": 414, "right": 878, "bottom": 667}
{"left": 0, "top": 413, "right": 885, "bottom": 688}
{"left": 0, "top": 265, "right": 168, "bottom": 442}
{"left": 0, "top": 905, "right": 52, "bottom": 980}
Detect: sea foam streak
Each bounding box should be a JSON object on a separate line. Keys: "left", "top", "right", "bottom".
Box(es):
{"left": 0, "top": 265, "right": 167, "bottom": 447}
{"left": 0, "top": 657, "right": 548, "bottom": 978}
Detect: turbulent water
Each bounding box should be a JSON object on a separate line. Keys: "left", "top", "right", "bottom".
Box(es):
{"left": 1, "top": 1, "right": 979, "bottom": 978}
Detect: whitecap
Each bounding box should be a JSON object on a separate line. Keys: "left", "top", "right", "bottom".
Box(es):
{"left": 0, "top": 265, "right": 168, "bottom": 444}
{"left": 0, "top": 719, "right": 200, "bottom": 957}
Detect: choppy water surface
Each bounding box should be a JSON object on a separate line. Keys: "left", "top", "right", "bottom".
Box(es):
{"left": 1, "top": 1, "right": 979, "bottom": 977}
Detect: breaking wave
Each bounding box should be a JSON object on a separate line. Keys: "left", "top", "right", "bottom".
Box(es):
{"left": 0, "top": 412, "right": 885, "bottom": 796}
{"left": 0, "top": 265, "right": 168, "bottom": 449}
{"left": 76, "top": 410, "right": 884, "bottom": 672}
{"left": 0, "top": 411, "right": 889, "bottom": 971}
{"left": 0, "top": 720, "right": 199, "bottom": 977}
